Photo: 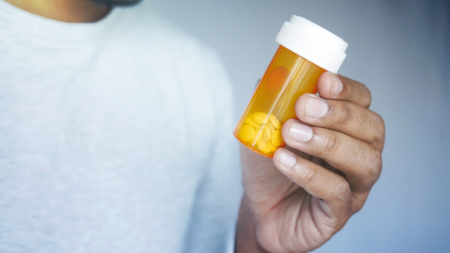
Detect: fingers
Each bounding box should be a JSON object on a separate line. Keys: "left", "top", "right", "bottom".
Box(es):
{"left": 317, "top": 72, "right": 372, "bottom": 108}
{"left": 273, "top": 148, "right": 352, "bottom": 214}
{"left": 281, "top": 119, "right": 383, "bottom": 194}
{"left": 294, "top": 94, "right": 385, "bottom": 151}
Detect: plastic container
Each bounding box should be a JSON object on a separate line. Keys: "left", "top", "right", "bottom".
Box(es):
{"left": 234, "top": 15, "right": 348, "bottom": 158}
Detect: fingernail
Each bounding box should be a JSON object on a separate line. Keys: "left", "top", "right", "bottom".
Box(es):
{"left": 279, "top": 150, "right": 297, "bottom": 168}
{"left": 289, "top": 122, "right": 313, "bottom": 143}
{"left": 305, "top": 95, "right": 328, "bottom": 119}
{"left": 330, "top": 73, "right": 343, "bottom": 97}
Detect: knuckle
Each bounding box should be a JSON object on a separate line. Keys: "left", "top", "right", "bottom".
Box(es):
{"left": 368, "top": 113, "right": 386, "bottom": 145}
{"left": 336, "top": 102, "right": 354, "bottom": 128}
{"left": 333, "top": 179, "right": 351, "bottom": 201}
{"left": 300, "top": 166, "right": 318, "bottom": 183}
{"left": 323, "top": 131, "right": 341, "bottom": 153}
{"left": 364, "top": 150, "right": 383, "bottom": 180}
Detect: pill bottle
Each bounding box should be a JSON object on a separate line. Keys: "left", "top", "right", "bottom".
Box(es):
{"left": 234, "top": 15, "right": 348, "bottom": 158}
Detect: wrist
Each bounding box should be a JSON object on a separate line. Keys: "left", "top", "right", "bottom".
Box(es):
{"left": 235, "top": 197, "right": 267, "bottom": 253}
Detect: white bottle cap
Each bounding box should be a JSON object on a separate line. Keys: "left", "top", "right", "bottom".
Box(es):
{"left": 275, "top": 15, "right": 348, "bottom": 73}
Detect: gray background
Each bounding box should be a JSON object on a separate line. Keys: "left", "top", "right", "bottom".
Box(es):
{"left": 148, "top": 0, "right": 450, "bottom": 252}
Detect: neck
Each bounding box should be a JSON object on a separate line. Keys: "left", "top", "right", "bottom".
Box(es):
{"left": 4, "top": 0, "right": 111, "bottom": 23}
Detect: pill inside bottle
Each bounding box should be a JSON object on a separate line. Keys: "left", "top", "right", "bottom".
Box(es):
{"left": 234, "top": 15, "right": 348, "bottom": 158}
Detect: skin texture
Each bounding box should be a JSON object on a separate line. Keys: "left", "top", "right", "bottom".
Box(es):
{"left": 236, "top": 72, "right": 385, "bottom": 252}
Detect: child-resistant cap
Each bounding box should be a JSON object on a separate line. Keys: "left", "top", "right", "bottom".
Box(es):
{"left": 275, "top": 15, "right": 348, "bottom": 73}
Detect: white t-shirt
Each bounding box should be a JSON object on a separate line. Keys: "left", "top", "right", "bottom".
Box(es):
{"left": 0, "top": 1, "right": 242, "bottom": 252}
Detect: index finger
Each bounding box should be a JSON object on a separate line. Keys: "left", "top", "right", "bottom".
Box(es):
{"left": 317, "top": 72, "right": 372, "bottom": 108}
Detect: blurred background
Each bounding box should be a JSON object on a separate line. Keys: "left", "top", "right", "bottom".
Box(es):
{"left": 148, "top": 0, "right": 449, "bottom": 252}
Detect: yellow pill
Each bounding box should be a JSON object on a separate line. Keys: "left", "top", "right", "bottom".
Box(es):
{"left": 256, "top": 140, "right": 271, "bottom": 154}
{"left": 252, "top": 112, "right": 268, "bottom": 124}
{"left": 270, "top": 130, "right": 285, "bottom": 147}
{"left": 267, "top": 142, "right": 277, "bottom": 152}
{"left": 269, "top": 114, "right": 281, "bottom": 129}
{"left": 268, "top": 124, "right": 275, "bottom": 134}
{"left": 244, "top": 116, "right": 261, "bottom": 129}
{"left": 260, "top": 125, "right": 271, "bottom": 142}
{"left": 239, "top": 124, "right": 256, "bottom": 142}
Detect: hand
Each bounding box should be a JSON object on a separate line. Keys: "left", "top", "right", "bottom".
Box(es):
{"left": 236, "top": 72, "right": 385, "bottom": 253}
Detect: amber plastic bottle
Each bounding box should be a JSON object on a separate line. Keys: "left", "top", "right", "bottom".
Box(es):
{"left": 234, "top": 15, "right": 348, "bottom": 158}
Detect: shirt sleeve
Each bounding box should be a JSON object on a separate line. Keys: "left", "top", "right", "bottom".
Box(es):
{"left": 184, "top": 49, "right": 242, "bottom": 253}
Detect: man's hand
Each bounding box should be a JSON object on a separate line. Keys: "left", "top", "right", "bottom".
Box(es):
{"left": 236, "top": 72, "right": 385, "bottom": 253}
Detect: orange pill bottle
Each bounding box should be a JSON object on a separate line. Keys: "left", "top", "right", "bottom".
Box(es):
{"left": 234, "top": 15, "right": 348, "bottom": 158}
